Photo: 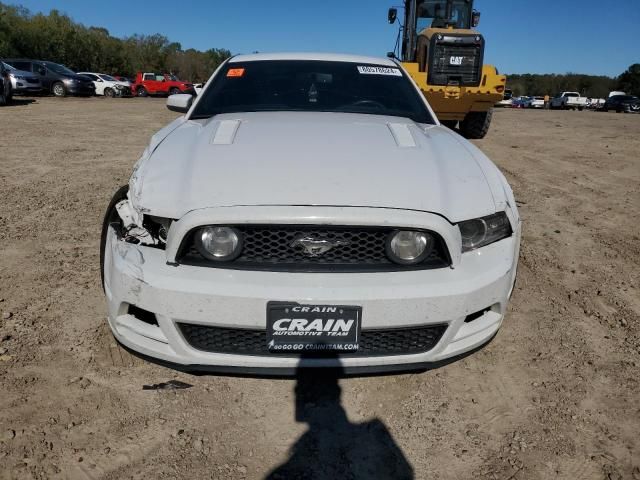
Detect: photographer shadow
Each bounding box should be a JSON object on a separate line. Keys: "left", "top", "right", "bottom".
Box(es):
{"left": 265, "top": 355, "right": 414, "bottom": 480}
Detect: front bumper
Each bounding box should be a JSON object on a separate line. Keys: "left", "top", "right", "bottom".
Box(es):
{"left": 104, "top": 206, "right": 520, "bottom": 374}
{"left": 12, "top": 80, "right": 42, "bottom": 94}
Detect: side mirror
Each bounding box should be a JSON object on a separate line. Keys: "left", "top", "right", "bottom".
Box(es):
{"left": 472, "top": 10, "right": 481, "bottom": 27}
{"left": 166, "top": 93, "right": 193, "bottom": 113}
{"left": 388, "top": 8, "right": 397, "bottom": 24}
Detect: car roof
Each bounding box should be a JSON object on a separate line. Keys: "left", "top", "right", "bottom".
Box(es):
{"left": 228, "top": 52, "right": 398, "bottom": 66}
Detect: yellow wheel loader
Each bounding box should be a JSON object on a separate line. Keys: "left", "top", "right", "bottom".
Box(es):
{"left": 388, "top": 0, "right": 506, "bottom": 138}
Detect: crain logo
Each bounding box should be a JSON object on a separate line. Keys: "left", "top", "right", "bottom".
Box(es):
{"left": 290, "top": 236, "right": 350, "bottom": 256}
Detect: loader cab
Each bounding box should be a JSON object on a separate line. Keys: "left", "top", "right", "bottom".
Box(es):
{"left": 416, "top": 0, "right": 474, "bottom": 32}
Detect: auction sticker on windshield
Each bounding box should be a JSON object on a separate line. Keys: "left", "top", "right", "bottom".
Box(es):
{"left": 266, "top": 302, "right": 361, "bottom": 352}
{"left": 357, "top": 66, "right": 402, "bottom": 76}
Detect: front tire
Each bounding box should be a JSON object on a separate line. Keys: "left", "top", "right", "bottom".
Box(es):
{"left": 52, "top": 82, "right": 66, "bottom": 97}
{"left": 0, "top": 82, "right": 8, "bottom": 106}
{"left": 459, "top": 109, "right": 493, "bottom": 139}
{"left": 100, "top": 185, "right": 129, "bottom": 291}
{"left": 169, "top": 87, "right": 181, "bottom": 96}
{"left": 136, "top": 86, "right": 148, "bottom": 97}
{"left": 104, "top": 87, "right": 115, "bottom": 98}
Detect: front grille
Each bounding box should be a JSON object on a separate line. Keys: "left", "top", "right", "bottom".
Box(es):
{"left": 178, "top": 323, "right": 448, "bottom": 357}
{"left": 428, "top": 35, "right": 484, "bottom": 87}
{"left": 178, "top": 225, "right": 451, "bottom": 272}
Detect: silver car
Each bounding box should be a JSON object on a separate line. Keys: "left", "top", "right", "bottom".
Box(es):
{"left": 1, "top": 61, "right": 42, "bottom": 95}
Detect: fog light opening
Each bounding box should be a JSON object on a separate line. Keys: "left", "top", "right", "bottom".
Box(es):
{"left": 127, "top": 304, "right": 159, "bottom": 326}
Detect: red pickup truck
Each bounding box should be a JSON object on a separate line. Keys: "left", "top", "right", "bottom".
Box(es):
{"left": 131, "top": 72, "right": 195, "bottom": 97}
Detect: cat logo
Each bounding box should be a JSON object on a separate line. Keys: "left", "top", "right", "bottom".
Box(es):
{"left": 449, "top": 56, "right": 464, "bottom": 66}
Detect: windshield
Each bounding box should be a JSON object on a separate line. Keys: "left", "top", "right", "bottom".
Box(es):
{"left": 191, "top": 60, "right": 434, "bottom": 124}
{"left": 99, "top": 74, "right": 117, "bottom": 81}
{"left": 416, "top": 0, "right": 473, "bottom": 31}
{"left": 44, "top": 62, "right": 76, "bottom": 75}
{"left": 2, "top": 61, "right": 16, "bottom": 71}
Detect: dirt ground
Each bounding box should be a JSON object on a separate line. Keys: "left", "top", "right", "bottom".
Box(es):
{"left": 0, "top": 97, "right": 638, "bottom": 480}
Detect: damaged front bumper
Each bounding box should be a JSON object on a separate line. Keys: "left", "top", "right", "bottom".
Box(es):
{"left": 103, "top": 205, "right": 520, "bottom": 374}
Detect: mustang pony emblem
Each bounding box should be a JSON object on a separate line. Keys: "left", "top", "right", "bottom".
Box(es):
{"left": 290, "top": 236, "right": 350, "bottom": 256}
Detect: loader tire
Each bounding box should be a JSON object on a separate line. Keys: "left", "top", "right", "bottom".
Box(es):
{"left": 460, "top": 109, "right": 493, "bottom": 139}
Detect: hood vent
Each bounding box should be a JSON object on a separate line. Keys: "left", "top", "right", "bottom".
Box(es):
{"left": 387, "top": 123, "right": 417, "bottom": 148}
{"left": 211, "top": 120, "right": 242, "bottom": 145}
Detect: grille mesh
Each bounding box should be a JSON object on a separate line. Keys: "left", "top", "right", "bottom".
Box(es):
{"left": 179, "top": 323, "right": 448, "bottom": 357}
{"left": 430, "top": 43, "right": 483, "bottom": 86}
{"left": 180, "top": 225, "right": 450, "bottom": 272}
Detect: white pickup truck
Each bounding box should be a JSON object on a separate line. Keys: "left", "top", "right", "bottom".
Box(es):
{"left": 550, "top": 92, "right": 588, "bottom": 110}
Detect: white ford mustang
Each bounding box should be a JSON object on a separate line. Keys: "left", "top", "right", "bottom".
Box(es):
{"left": 101, "top": 52, "right": 521, "bottom": 374}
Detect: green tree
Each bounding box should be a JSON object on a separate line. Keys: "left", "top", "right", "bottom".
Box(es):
{"left": 0, "top": 1, "right": 231, "bottom": 79}
{"left": 616, "top": 64, "right": 640, "bottom": 96}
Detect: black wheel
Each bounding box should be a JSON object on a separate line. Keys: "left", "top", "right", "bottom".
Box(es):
{"left": 52, "top": 82, "right": 66, "bottom": 97}
{"left": 137, "top": 86, "right": 148, "bottom": 97}
{"left": 440, "top": 120, "right": 458, "bottom": 130}
{"left": 104, "top": 87, "right": 115, "bottom": 98}
{"left": 100, "top": 185, "right": 129, "bottom": 291}
{"left": 0, "top": 81, "right": 7, "bottom": 106}
{"left": 169, "top": 87, "right": 181, "bottom": 96}
{"left": 459, "top": 109, "right": 493, "bottom": 139}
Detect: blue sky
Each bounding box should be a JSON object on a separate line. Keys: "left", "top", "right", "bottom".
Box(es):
{"left": 11, "top": 0, "right": 640, "bottom": 76}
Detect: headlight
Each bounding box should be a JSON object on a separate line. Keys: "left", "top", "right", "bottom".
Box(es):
{"left": 458, "top": 212, "right": 511, "bottom": 252}
{"left": 63, "top": 78, "right": 77, "bottom": 84}
{"left": 386, "top": 230, "right": 434, "bottom": 265}
{"left": 11, "top": 74, "right": 25, "bottom": 80}
{"left": 115, "top": 84, "right": 125, "bottom": 89}
{"left": 194, "top": 226, "right": 243, "bottom": 261}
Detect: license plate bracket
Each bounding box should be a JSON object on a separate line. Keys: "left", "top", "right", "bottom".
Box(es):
{"left": 266, "top": 302, "right": 361, "bottom": 353}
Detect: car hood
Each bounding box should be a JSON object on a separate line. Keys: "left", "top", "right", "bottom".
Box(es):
{"left": 132, "top": 112, "right": 507, "bottom": 222}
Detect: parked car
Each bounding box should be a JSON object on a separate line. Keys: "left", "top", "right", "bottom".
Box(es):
{"left": 512, "top": 96, "right": 532, "bottom": 108}
{"left": 549, "top": 91, "right": 588, "bottom": 110}
{"left": 1, "top": 61, "right": 42, "bottom": 95}
{"left": 77, "top": 72, "right": 131, "bottom": 97}
{"left": 0, "top": 60, "right": 12, "bottom": 105}
{"left": 3, "top": 59, "right": 95, "bottom": 97}
{"left": 603, "top": 95, "right": 640, "bottom": 113}
{"left": 131, "top": 72, "right": 194, "bottom": 97}
{"left": 100, "top": 53, "right": 521, "bottom": 374}
{"left": 530, "top": 96, "right": 545, "bottom": 108}
{"left": 496, "top": 88, "right": 513, "bottom": 107}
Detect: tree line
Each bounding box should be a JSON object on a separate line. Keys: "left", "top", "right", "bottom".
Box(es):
{"left": 0, "top": 3, "right": 231, "bottom": 81}
{"left": 505, "top": 65, "right": 639, "bottom": 99}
